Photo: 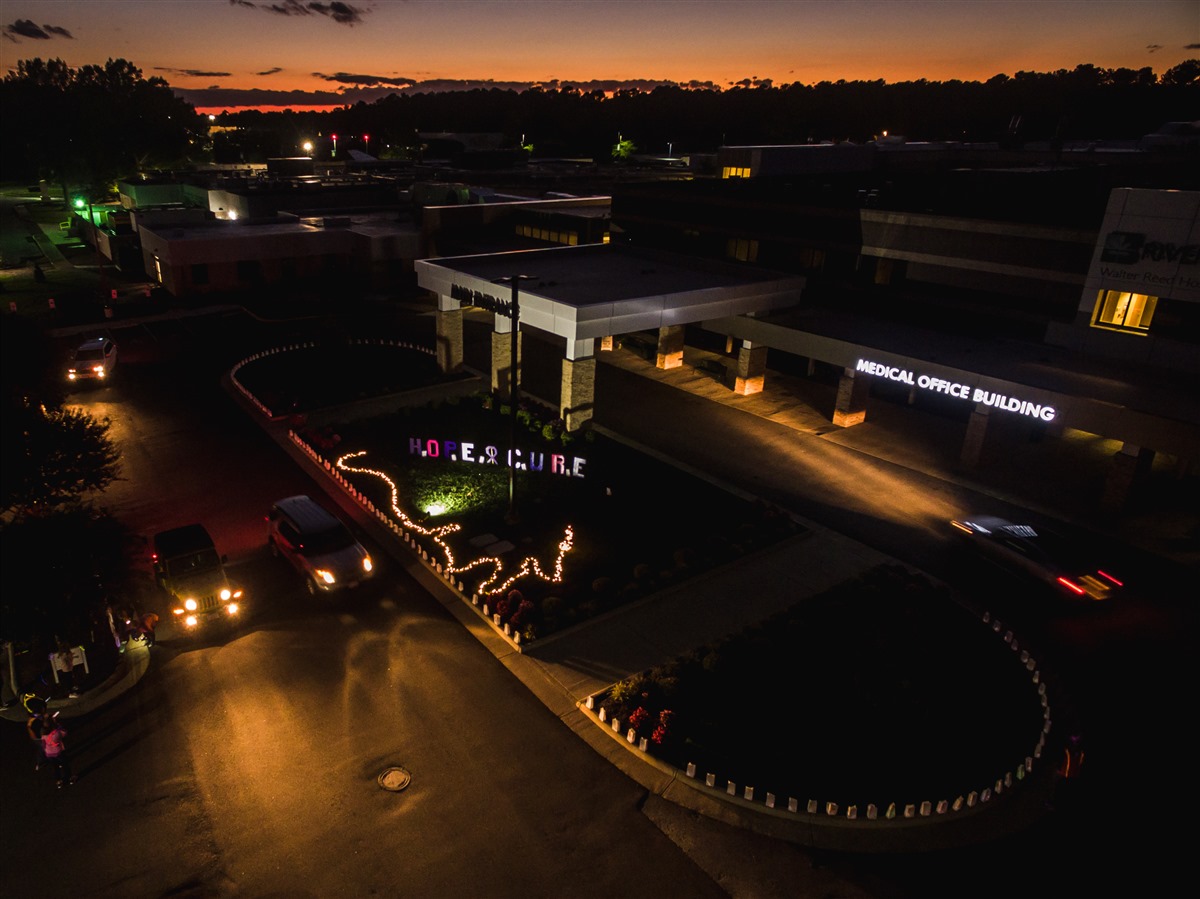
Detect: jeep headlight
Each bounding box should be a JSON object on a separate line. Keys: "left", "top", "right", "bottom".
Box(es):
{"left": 220, "top": 588, "right": 232, "bottom": 601}
{"left": 362, "top": 556, "right": 373, "bottom": 573}
{"left": 316, "top": 568, "right": 335, "bottom": 585}
{"left": 184, "top": 598, "right": 198, "bottom": 611}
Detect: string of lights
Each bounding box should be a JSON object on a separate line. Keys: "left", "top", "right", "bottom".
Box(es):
{"left": 335, "top": 451, "right": 574, "bottom": 596}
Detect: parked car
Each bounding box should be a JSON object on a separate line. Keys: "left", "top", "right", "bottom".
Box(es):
{"left": 66, "top": 336, "right": 118, "bottom": 383}
{"left": 950, "top": 514, "right": 1123, "bottom": 601}
{"left": 267, "top": 495, "right": 375, "bottom": 594}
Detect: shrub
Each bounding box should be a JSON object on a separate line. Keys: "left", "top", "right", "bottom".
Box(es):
{"left": 632, "top": 563, "right": 655, "bottom": 582}
{"left": 651, "top": 709, "right": 674, "bottom": 745}
{"left": 672, "top": 547, "right": 698, "bottom": 569}
{"left": 628, "top": 706, "right": 651, "bottom": 732}
{"left": 608, "top": 675, "right": 648, "bottom": 707}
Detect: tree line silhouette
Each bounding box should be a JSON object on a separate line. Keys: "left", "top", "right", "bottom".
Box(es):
{"left": 2, "top": 57, "right": 1197, "bottom": 182}
{"left": 225, "top": 61, "right": 1198, "bottom": 162}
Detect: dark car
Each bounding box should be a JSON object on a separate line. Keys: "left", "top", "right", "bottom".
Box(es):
{"left": 950, "top": 514, "right": 1123, "bottom": 601}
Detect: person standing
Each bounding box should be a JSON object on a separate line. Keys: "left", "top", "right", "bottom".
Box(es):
{"left": 40, "top": 717, "right": 77, "bottom": 788}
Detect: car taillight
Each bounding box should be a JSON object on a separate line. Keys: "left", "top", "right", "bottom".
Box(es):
{"left": 1056, "top": 576, "right": 1087, "bottom": 596}
{"left": 1097, "top": 570, "right": 1123, "bottom": 587}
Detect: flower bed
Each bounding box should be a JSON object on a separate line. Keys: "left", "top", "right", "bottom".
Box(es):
{"left": 233, "top": 339, "right": 454, "bottom": 415}
{"left": 311, "top": 391, "right": 803, "bottom": 640}
{"left": 597, "top": 565, "right": 1048, "bottom": 811}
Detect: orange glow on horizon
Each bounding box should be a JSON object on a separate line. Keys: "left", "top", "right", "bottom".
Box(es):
{"left": 197, "top": 105, "right": 348, "bottom": 116}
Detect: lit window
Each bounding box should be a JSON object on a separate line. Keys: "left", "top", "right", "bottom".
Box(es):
{"left": 722, "top": 166, "right": 751, "bottom": 179}
{"left": 153, "top": 254, "right": 163, "bottom": 283}
{"left": 726, "top": 237, "right": 758, "bottom": 262}
{"left": 1092, "top": 289, "right": 1157, "bottom": 333}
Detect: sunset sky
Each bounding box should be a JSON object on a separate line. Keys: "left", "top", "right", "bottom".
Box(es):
{"left": 2, "top": 0, "right": 1197, "bottom": 113}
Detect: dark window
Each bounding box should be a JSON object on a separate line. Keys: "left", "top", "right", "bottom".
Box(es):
{"left": 236, "top": 260, "right": 263, "bottom": 283}
{"left": 191, "top": 263, "right": 209, "bottom": 285}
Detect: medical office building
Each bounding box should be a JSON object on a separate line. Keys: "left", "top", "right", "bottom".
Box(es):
{"left": 418, "top": 141, "right": 1200, "bottom": 523}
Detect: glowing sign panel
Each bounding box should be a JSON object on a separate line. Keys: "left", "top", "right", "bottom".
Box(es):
{"left": 410, "top": 437, "right": 587, "bottom": 478}
{"left": 855, "top": 358, "right": 1056, "bottom": 422}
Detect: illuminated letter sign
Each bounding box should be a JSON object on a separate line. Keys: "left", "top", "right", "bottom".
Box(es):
{"left": 450, "top": 283, "right": 514, "bottom": 318}
{"left": 856, "top": 358, "right": 1056, "bottom": 422}
{"left": 410, "top": 435, "right": 586, "bottom": 477}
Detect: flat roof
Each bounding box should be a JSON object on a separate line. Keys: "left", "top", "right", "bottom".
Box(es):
{"left": 416, "top": 244, "right": 805, "bottom": 342}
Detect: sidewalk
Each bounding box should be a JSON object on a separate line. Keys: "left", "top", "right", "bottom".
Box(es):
{"left": 0, "top": 641, "right": 150, "bottom": 723}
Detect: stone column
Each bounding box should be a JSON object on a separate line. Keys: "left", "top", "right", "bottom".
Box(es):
{"left": 561, "top": 356, "right": 597, "bottom": 431}
{"left": 832, "top": 367, "right": 869, "bottom": 427}
{"left": 656, "top": 324, "right": 685, "bottom": 370}
{"left": 435, "top": 304, "right": 464, "bottom": 373}
{"left": 490, "top": 316, "right": 521, "bottom": 400}
{"left": 960, "top": 404, "right": 991, "bottom": 469}
{"left": 734, "top": 342, "right": 768, "bottom": 396}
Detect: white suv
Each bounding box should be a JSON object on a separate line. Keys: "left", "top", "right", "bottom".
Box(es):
{"left": 67, "top": 336, "right": 118, "bottom": 383}
{"left": 268, "top": 495, "right": 375, "bottom": 594}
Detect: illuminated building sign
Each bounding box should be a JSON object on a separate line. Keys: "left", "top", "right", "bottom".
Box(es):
{"left": 855, "top": 359, "right": 1056, "bottom": 422}
{"left": 1100, "top": 231, "right": 1199, "bottom": 266}
{"left": 410, "top": 437, "right": 587, "bottom": 477}
{"left": 450, "top": 283, "right": 514, "bottom": 318}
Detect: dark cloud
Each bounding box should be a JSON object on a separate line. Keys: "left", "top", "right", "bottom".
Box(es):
{"left": 313, "top": 71, "right": 415, "bottom": 87}
{"left": 231, "top": 0, "right": 366, "bottom": 26}
{"left": 156, "top": 67, "right": 233, "bottom": 78}
{"left": 4, "top": 19, "right": 74, "bottom": 40}
{"left": 256, "top": 67, "right": 284, "bottom": 76}
{"left": 1186, "top": 43, "right": 1200, "bottom": 50}
{"left": 309, "top": 2, "right": 363, "bottom": 25}
{"left": 1146, "top": 44, "right": 1163, "bottom": 53}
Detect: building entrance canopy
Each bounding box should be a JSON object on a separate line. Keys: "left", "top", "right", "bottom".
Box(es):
{"left": 415, "top": 244, "right": 806, "bottom": 344}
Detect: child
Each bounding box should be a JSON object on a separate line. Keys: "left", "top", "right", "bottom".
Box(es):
{"left": 40, "top": 717, "right": 77, "bottom": 788}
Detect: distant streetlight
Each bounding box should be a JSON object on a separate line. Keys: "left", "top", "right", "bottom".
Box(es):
{"left": 493, "top": 274, "right": 535, "bottom": 524}
{"left": 302, "top": 140, "right": 314, "bottom": 156}
{"left": 331, "top": 133, "right": 338, "bottom": 156}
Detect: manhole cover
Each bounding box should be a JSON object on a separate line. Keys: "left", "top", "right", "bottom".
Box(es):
{"left": 377, "top": 766, "right": 411, "bottom": 792}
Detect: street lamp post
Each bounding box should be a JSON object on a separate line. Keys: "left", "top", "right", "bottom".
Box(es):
{"left": 73, "top": 193, "right": 107, "bottom": 309}
{"left": 494, "top": 275, "right": 535, "bottom": 524}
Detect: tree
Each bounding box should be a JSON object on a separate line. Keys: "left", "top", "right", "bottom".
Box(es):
{"left": 1, "top": 401, "right": 121, "bottom": 518}
{"left": 612, "top": 138, "right": 637, "bottom": 162}
{"left": 0, "top": 57, "right": 205, "bottom": 191}
{"left": 0, "top": 505, "right": 134, "bottom": 644}
{"left": 1161, "top": 59, "right": 1200, "bottom": 87}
